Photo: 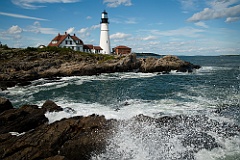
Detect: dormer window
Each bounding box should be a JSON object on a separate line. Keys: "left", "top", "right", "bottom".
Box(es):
{"left": 52, "top": 40, "right": 57, "bottom": 44}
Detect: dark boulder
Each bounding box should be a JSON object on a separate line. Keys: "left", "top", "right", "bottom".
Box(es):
{"left": 0, "top": 115, "right": 115, "bottom": 160}
{"left": 42, "top": 100, "right": 63, "bottom": 112}
{"left": 0, "top": 104, "right": 47, "bottom": 134}
{"left": 0, "top": 97, "right": 13, "bottom": 113}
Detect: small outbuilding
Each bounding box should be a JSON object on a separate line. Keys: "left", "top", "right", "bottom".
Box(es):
{"left": 83, "top": 44, "right": 103, "bottom": 54}
{"left": 113, "top": 45, "right": 131, "bottom": 55}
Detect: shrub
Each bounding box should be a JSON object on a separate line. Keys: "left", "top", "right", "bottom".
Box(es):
{"left": 0, "top": 44, "right": 9, "bottom": 49}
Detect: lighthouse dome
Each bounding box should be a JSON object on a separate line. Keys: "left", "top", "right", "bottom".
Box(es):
{"left": 102, "top": 10, "right": 108, "bottom": 18}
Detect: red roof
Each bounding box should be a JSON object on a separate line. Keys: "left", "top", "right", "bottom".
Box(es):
{"left": 48, "top": 33, "right": 83, "bottom": 47}
{"left": 83, "top": 45, "right": 102, "bottom": 50}
{"left": 115, "top": 45, "right": 131, "bottom": 49}
{"left": 84, "top": 44, "right": 94, "bottom": 49}
{"left": 93, "top": 46, "right": 102, "bottom": 50}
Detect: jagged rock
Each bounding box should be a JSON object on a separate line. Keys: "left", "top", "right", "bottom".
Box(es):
{"left": 140, "top": 55, "right": 200, "bottom": 73}
{"left": 0, "top": 48, "right": 200, "bottom": 88}
{"left": 0, "top": 104, "right": 47, "bottom": 134}
{"left": 0, "top": 97, "right": 13, "bottom": 113}
{"left": 0, "top": 98, "right": 239, "bottom": 160}
{"left": 0, "top": 115, "right": 115, "bottom": 160}
{"left": 42, "top": 100, "right": 63, "bottom": 112}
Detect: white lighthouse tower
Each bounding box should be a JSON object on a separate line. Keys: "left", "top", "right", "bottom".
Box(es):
{"left": 100, "top": 10, "right": 111, "bottom": 54}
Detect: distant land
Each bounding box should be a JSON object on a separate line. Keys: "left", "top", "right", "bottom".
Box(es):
{"left": 134, "top": 52, "right": 163, "bottom": 57}
{"left": 135, "top": 53, "right": 240, "bottom": 57}
{"left": 220, "top": 54, "right": 240, "bottom": 57}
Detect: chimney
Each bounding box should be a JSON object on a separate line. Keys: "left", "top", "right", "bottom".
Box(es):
{"left": 58, "top": 33, "right": 60, "bottom": 36}
{"left": 65, "top": 32, "right": 67, "bottom": 35}
{"left": 74, "top": 33, "right": 76, "bottom": 36}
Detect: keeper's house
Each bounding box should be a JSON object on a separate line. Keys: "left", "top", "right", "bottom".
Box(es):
{"left": 48, "top": 32, "right": 102, "bottom": 53}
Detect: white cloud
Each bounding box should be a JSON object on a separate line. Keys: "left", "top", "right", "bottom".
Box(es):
{"left": 225, "top": 17, "right": 240, "bottom": 23}
{"left": 39, "top": 28, "right": 58, "bottom": 34}
{"left": 86, "top": 16, "right": 92, "bottom": 20}
{"left": 90, "top": 24, "right": 101, "bottom": 30}
{"left": 26, "top": 21, "right": 58, "bottom": 34}
{"left": 110, "top": 32, "right": 131, "bottom": 39}
{"left": 7, "top": 25, "right": 23, "bottom": 34}
{"left": 11, "top": 0, "right": 80, "bottom": 9}
{"left": 141, "top": 36, "right": 157, "bottom": 41}
{"left": 103, "top": 0, "right": 132, "bottom": 8}
{"left": 77, "top": 24, "right": 100, "bottom": 38}
{"left": 194, "top": 21, "right": 209, "bottom": 28}
{"left": 187, "top": 1, "right": 240, "bottom": 22}
{"left": 78, "top": 27, "right": 88, "bottom": 34}
{"left": 208, "top": 0, "right": 239, "bottom": 9}
{"left": 178, "top": 0, "right": 198, "bottom": 13}
{"left": 33, "top": 21, "right": 40, "bottom": 26}
{"left": 0, "top": 11, "right": 48, "bottom": 21}
{"left": 125, "top": 18, "right": 137, "bottom": 24}
{"left": 152, "top": 27, "right": 205, "bottom": 38}
{"left": 66, "top": 27, "right": 75, "bottom": 34}
{"left": 0, "top": 25, "right": 23, "bottom": 44}
{"left": 78, "top": 24, "right": 100, "bottom": 34}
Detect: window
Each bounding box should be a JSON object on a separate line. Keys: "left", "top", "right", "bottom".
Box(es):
{"left": 52, "top": 41, "right": 57, "bottom": 44}
{"left": 65, "top": 41, "right": 68, "bottom": 44}
{"left": 72, "top": 46, "right": 74, "bottom": 50}
{"left": 70, "top": 41, "right": 72, "bottom": 45}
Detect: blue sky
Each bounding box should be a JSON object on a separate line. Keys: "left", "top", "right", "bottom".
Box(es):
{"left": 0, "top": 0, "right": 240, "bottom": 55}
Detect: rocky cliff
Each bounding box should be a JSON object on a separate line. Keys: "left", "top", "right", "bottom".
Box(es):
{"left": 0, "top": 47, "right": 200, "bottom": 89}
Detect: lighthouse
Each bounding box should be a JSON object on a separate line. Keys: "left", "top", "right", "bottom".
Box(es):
{"left": 100, "top": 10, "right": 111, "bottom": 54}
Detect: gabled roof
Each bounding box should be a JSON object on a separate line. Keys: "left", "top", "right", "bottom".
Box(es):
{"left": 48, "top": 32, "right": 83, "bottom": 47}
{"left": 115, "top": 45, "right": 131, "bottom": 49}
{"left": 71, "top": 35, "right": 84, "bottom": 44}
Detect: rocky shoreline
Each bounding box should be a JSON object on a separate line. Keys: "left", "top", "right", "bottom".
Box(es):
{"left": 1, "top": 97, "right": 240, "bottom": 159}
{"left": 0, "top": 47, "right": 200, "bottom": 89}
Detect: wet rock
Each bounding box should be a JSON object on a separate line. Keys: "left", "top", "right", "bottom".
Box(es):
{"left": 0, "top": 104, "right": 47, "bottom": 134}
{"left": 182, "top": 132, "right": 220, "bottom": 152}
{"left": 63, "top": 107, "right": 76, "bottom": 114}
{"left": 45, "top": 155, "right": 69, "bottom": 160}
{"left": 0, "top": 97, "right": 13, "bottom": 113}
{"left": 0, "top": 115, "right": 115, "bottom": 160}
{"left": 140, "top": 55, "right": 200, "bottom": 73}
{"left": 42, "top": 100, "right": 63, "bottom": 112}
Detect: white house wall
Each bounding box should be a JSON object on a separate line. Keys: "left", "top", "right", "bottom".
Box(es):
{"left": 59, "top": 36, "right": 83, "bottom": 51}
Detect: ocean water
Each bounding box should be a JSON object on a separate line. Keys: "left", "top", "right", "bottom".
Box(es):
{"left": 1, "top": 56, "right": 240, "bottom": 160}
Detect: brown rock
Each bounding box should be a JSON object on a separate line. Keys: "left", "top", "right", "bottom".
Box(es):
{"left": 0, "top": 104, "right": 47, "bottom": 134}
{"left": 140, "top": 55, "right": 199, "bottom": 73}
{"left": 42, "top": 100, "right": 63, "bottom": 112}
{"left": 45, "top": 155, "right": 68, "bottom": 160}
{"left": 0, "top": 115, "right": 115, "bottom": 160}
{"left": 0, "top": 97, "right": 13, "bottom": 113}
